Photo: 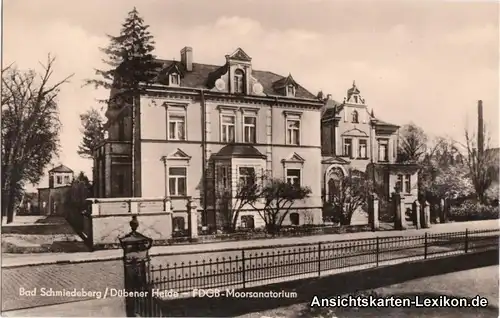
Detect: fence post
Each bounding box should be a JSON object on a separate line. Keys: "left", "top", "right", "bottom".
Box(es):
{"left": 464, "top": 229, "right": 469, "bottom": 254}
{"left": 376, "top": 236, "right": 379, "bottom": 267}
{"left": 119, "top": 216, "right": 153, "bottom": 317}
{"left": 318, "top": 242, "right": 321, "bottom": 277}
{"left": 241, "top": 249, "right": 246, "bottom": 289}
{"left": 424, "top": 232, "right": 428, "bottom": 259}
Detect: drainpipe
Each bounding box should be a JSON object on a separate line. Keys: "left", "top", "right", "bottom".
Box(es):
{"left": 200, "top": 89, "right": 208, "bottom": 226}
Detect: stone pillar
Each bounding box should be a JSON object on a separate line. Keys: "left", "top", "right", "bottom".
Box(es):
{"left": 439, "top": 199, "right": 446, "bottom": 224}
{"left": 368, "top": 194, "right": 379, "bottom": 231}
{"left": 421, "top": 201, "right": 431, "bottom": 229}
{"left": 412, "top": 200, "right": 421, "bottom": 229}
{"left": 187, "top": 199, "right": 198, "bottom": 239}
{"left": 443, "top": 198, "right": 449, "bottom": 223}
{"left": 392, "top": 192, "right": 406, "bottom": 230}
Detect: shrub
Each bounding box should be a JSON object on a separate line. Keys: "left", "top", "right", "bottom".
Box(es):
{"left": 449, "top": 201, "right": 499, "bottom": 221}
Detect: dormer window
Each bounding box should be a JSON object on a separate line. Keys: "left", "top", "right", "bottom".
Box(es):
{"left": 169, "top": 73, "right": 180, "bottom": 86}
{"left": 234, "top": 69, "right": 245, "bottom": 94}
{"left": 286, "top": 85, "right": 296, "bottom": 97}
{"left": 352, "top": 110, "right": 359, "bottom": 123}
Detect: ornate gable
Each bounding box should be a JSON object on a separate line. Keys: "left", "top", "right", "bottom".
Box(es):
{"left": 344, "top": 81, "right": 366, "bottom": 105}
{"left": 165, "top": 148, "right": 191, "bottom": 160}
{"left": 341, "top": 128, "right": 369, "bottom": 137}
{"left": 281, "top": 152, "right": 305, "bottom": 164}
{"left": 226, "top": 48, "right": 252, "bottom": 62}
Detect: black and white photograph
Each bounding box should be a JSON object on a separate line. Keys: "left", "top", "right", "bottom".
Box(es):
{"left": 1, "top": 0, "right": 499, "bottom": 317}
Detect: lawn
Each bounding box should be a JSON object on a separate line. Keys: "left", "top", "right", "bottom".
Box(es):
{"left": 236, "top": 265, "right": 499, "bottom": 318}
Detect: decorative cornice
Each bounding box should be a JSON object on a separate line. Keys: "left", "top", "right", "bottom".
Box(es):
{"left": 217, "top": 105, "right": 239, "bottom": 112}
{"left": 283, "top": 110, "right": 303, "bottom": 117}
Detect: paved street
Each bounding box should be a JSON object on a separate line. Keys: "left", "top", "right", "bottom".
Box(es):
{"left": 238, "top": 265, "right": 500, "bottom": 318}
{"left": 2, "top": 221, "right": 497, "bottom": 312}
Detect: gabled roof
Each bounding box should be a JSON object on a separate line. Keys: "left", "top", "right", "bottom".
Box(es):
{"left": 272, "top": 74, "right": 298, "bottom": 89}
{"left": 321, "top": 156, "right": 350, "bottom": 165}
{"left": 158, "top": 62, "right": 184, "bottom": 78}
{"left": 226, "top": 48, "right": 252, "bottom": 62}
{"left": 49, "top": 165, "right": 73, "bottom": 173}
{"left": 214, "top": 144, "right": 266, "bottom": 159}
{"left": 151, "top": 58, "right": 316, "bottom": 99}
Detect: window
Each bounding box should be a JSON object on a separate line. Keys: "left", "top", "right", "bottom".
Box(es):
{"left": 343, "top": 138, "right": 352, "bottom": 157}
{"left": 239, "top": 167, "right": 255, "bottom": 186}
{"left": 56, "top": 176, "right": 62, "bottom": 184}
{"left": 358, "top": 139, "right": 367, "bottom": 158}
{"left": 241, "top": 215, "right": 255, "bottom": 229}
{"left": 168, "top": 115, "right": 186, "bottom": 140}
{"left": 243, "top": 116, "right": 256, "bottom": 143}
{"left": 286, "top": 85, "right": 295, "bottom": 97}
{"left": 170, "top": 73, "right": 180, "bottom": 86}
{"left": 352, "top": 110, "right": 359, "bottom": 123}
{"left": 353, "top": 96, "right": 358, "bottom": 103}
{"left": 64, "top": 176, "right": 70, "bottom": 184}
{"left": 219, "top": 166, "right": 230, "bottom": 189}
{"left": 234, "top": 69, "right": 245, "bottom": 94}
{"left": 286, "top": 119, "right": 300, "bottom": 145}
{"left": 221, "top": 115, "right": 235, "bottom": 142}
{"left": 169, "top": 167, "right": 187, "bottom": 196}
{"left": 173, "top": 217, "right": 185, "bottom": 231}
{"left": 289, "top": 212, "right": 299, "bottom": 226}
{"left": 396, "top": 174, "right": 403, "bottom": 193}
{"left": 378, "top": 139, "right": 389, "bottom": 161}
{"left": 286, "top": 169, "right": 301, "bottom": 186}
{"left": 404, "top": 174, "right": 411, "bottom": 194}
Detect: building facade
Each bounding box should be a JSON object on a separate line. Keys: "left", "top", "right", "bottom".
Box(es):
{"left": 38, "top": 164, "right": 74, "bottom": 215}
{"left": 320, "top": 83, "right": 419, "bottom": 218}
{"left": 93, "top": 47, "right": 324, "bottom": 229}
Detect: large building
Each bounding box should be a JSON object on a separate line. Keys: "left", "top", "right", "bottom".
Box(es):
{"left": 93, "top": 47, "right": 324, "bottom": 229}
{"left": 320, "top": 82, "right": 419, "bottom": 217}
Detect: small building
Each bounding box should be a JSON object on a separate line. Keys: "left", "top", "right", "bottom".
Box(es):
{"left": 38, "top": 164, "right": 74, "bottom": 215}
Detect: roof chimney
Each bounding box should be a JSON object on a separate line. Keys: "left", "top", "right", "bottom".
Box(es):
{"left": 180, "top": 47, "right": 193, "bottom": 72}
{"left": 478, "top": 100, "right": 484, "bottom": 156}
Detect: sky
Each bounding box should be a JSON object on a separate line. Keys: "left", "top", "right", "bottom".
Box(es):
{"left": 3, "top": 0, "right": 499, "bottom": 191}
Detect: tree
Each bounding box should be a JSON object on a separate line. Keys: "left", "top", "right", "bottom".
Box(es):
{"left": 464, "top": 129, "right": 495, "bottom": 204}
{"left": 85, "top": 7, "right": 157, "bottom": 196}
{"left": 328, "top": 169, "right": 372, "bottom": 225}
{"left": 77, "top": 108, "right": 105, "bottom": 159}
{"left": 66, "top": 172, "right": 93, "bottom": 213}
{"left": 215, "top": 170, "right": 261, "bottom": 233}
{"left": 248, "top": 178, "right": 312, "bottom": 235}
{"left": 397, "top": 123, "right": 428, "bottom": 163}
{"left": 419, "top": 137, "right": 472, "bottom": 199}
{"left": 1, "top": 55, "right": 72, "bottom": 223}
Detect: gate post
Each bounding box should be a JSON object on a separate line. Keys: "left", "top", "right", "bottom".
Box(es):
{"left": 119, "top": 216, "right": 153, "bottom": 317}
{"left": 392, "top": 191, "right": 406, "bottom": 230}
{"left": 187, "top": 198, "right": 199, "bottom": 240}
{"left": 368, "top": 194, "right": 379, "bottom": 231}
{"left": 412, "top": 200, "right": 421, "bottom": 229}
{"left": 421, "top": 201, "right": 431, "bottom": 229}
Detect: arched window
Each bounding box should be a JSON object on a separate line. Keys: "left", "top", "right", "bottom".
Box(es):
{"left": 234, "top": 69, "right": 245, "bottom": 94}
{"left": 241, "top": 215, "right": 255, "bottom": 229}
{"left": 289, "top": 212, "right": 300, "bottom": 225}
{"left": 352, "top": 110, "right": 359, "bottom": 123}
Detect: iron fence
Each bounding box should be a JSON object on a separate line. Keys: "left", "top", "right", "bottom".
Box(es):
{"left": 146, "top": 228, "right": 498, "bottom": 295}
